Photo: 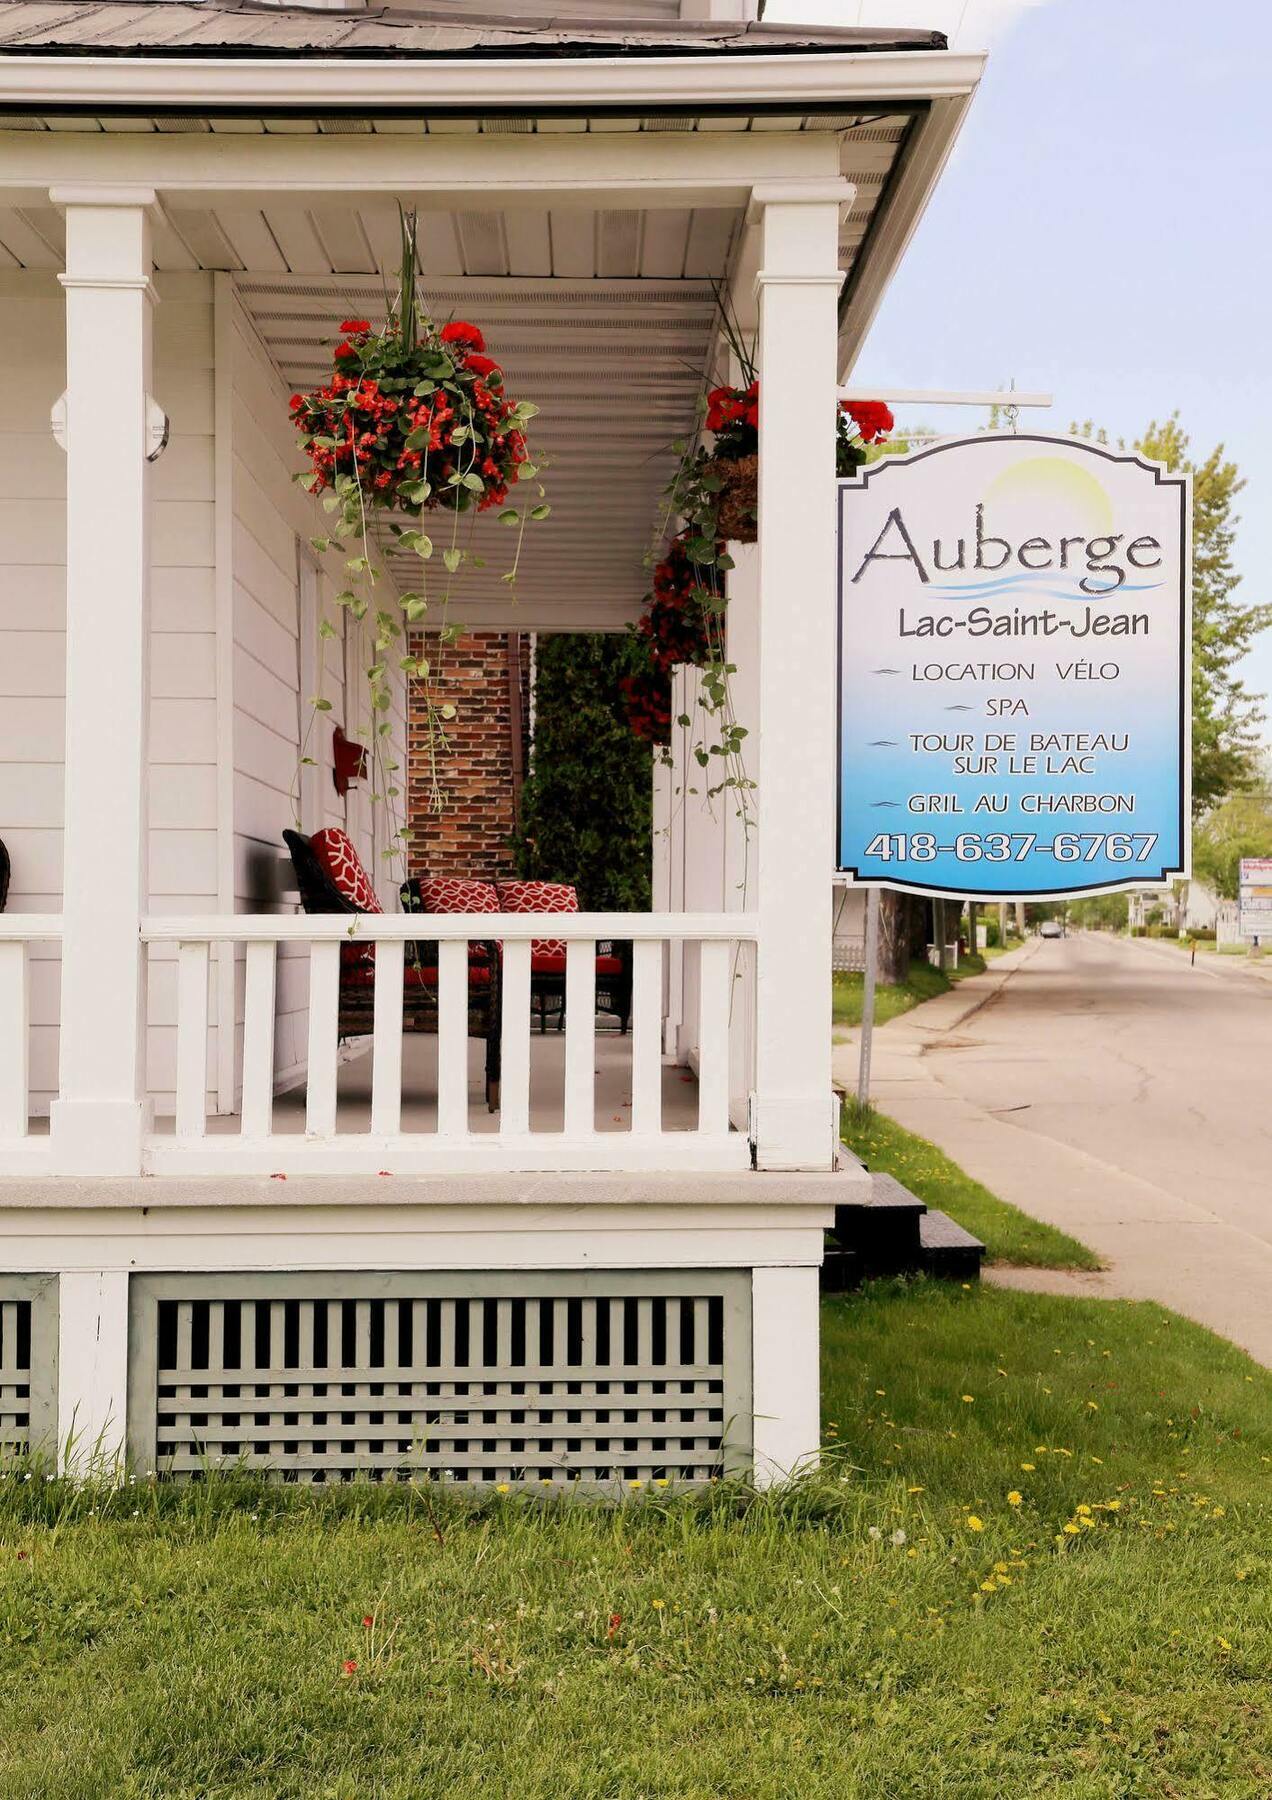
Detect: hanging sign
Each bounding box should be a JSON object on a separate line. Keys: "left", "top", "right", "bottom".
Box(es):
{"left": 1238, "top": 858, "right": 1272, "bottom": 942}
{"left": 837, "top": 434, "right": 1190, "bottom": 898}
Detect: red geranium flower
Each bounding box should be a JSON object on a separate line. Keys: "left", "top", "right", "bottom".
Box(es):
{"left": 466, "top": 353, "right": 502, "bottom": 378}
{"left": 841, "top": 399, "right": 894, "bottom": 443}
{"left": 339, "top": 320, "right": 372, "bottom": 336}
{"left": 441, "top": 321, "right": 485, "bottom": 353}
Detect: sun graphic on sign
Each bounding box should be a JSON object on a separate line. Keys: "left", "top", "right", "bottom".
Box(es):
{"left": 984, "top": 456, "right": 1115, "bottom": 537}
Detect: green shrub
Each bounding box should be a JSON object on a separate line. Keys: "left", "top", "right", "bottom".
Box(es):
{"left": 511, "top": 634, "right": 652, "bottom": 910}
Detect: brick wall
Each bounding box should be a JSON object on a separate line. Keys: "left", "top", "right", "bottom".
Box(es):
{"left": 407, "top": 630, "right": 531, "bottom": 880}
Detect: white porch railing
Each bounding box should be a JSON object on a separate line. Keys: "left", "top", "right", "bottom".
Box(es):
{"left": 0, "top": 916, "right": 62, "bottom": 1167}
{"left": 140, "top": 913, "right": 756, "bottom": 1176}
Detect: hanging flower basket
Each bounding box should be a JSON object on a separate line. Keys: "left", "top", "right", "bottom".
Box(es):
{"left": 713, "top": 453, "right": 759, "bottom": 544}
{"left": 674, "top": 382, "right": 894, "bottom": 546}
{"left": 285, "top": 209, "right": 548, "bottom": 858}
{"left": 289, "top": 314, "right": 534, "bottom": 518}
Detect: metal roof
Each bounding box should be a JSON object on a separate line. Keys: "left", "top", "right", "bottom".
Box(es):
{"left": 0, "top": 1, "right": 946, "bottom": 60}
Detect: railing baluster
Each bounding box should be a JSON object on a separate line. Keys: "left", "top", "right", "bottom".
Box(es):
{"left": 564, "top": 938, "right": 596, "bottom": 1138}
{"left": 305, "top": 940, "right": 341, "bottom": 1139}
{"left": 436, "top": 939, "right": 468, "bottom": 1137}
{"left": 240, "top": 940, "right": 276, "bottom": 1140}
{"left": 629, "top": 939, "right": 662, "bottom": 1138}
{"left": 175, "top": 941, "right": 210, "bottom": 1140}
{"left": 500, "top": 938, "right": 532, "bottom": 1137}
{"left": 696, "top": 938, "right": 732, "bottom": 1136}
{"left": 0, "top": 942, "right": 29, "bottom": 1139}
{"left": 371, "top": 940, "right": 405, "bottom": 1138}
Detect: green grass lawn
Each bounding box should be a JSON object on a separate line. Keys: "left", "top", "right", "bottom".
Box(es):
{"left": 832, "top": 941, "right": 1021, "bottom": 1030}
{"left": 1, "top": 1281, "right": 1268, "bottom": 1799}
{"left": 841, "top": 1102, "right": 1100, "bottom": 1271}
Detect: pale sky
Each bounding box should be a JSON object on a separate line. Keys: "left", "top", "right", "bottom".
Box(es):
{"left": 769, "top": 0, "right": 1272, "bottom": 733}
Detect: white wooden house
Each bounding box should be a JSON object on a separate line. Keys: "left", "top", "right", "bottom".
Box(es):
{"left": 0, "top": 0, "right": 982, "bottom": 1483}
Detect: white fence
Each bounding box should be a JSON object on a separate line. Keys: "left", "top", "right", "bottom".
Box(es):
{"left": 140, "top": 912, "right": 756, "bottom": 1176}
{"left": 0, "top": 917, "right": 62, "bottom": 1165}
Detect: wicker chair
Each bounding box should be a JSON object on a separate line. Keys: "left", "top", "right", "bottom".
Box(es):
{"left": 282, "top": 830, "right": 501, "bottom": 1111}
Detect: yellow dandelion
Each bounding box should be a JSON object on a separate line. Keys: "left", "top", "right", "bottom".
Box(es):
{"left": 629, "top": 1479, "right": 643, "bottom": 1489}
{"left": 908, "top": 1485, "right": 925, "bottom": 1494}
{"left": 1007, "top": 1491, "right": 1023, "bottom": 1507}
{"left": 966, "top": 1515, "right": 984, "bottom": 1532}
{"left": 1020, "top": 1462, "right": 1035, "bottom": 1472}
{"left": 961, "top": 1395, "right": 975, "bottom": 1404}
{"left": 875, "top": 1389, "right": 886, "bottom": 1396}
{"left": 496, "top": 1482, "right": 511, "bottom": 1493}
{"left": 650, "top": 1598, "right": 665, "bottom": 1610}
{"left": 994, "top": 1561, "right": 1009, "bottom": 1574}
{"left": 979, "top": 1579, "right": 996, "bottom": 1593}
{"left": 1063, "top": 1522, "right": 1081, "bottom": 1535}
{"left": 1076, "top": 1504, "right": 1092, "bottom": 1516}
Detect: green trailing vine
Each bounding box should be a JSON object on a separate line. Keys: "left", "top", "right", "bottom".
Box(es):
{"left": 287, "top": 210, "right": 547, "bottom": 872}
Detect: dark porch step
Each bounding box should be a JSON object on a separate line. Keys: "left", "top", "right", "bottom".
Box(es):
{"left": 823, "top": 1168, "right": 984, "bottom": 1288}
{"left": 919, "top": 1208, "right": 985, "bottom": 1280}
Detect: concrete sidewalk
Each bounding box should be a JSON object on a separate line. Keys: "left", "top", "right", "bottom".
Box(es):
{"left": 832, "top": 939, "right": 1272, "bottom": 1366}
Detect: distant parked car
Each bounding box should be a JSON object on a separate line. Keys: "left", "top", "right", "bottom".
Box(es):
{"left": 1039, "top": 919, "right": 1064, "bottom": 939}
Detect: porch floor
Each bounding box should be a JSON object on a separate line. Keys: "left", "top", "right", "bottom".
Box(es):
{"left": 170, "top": 1022, "right": 716, "bottom": 1139}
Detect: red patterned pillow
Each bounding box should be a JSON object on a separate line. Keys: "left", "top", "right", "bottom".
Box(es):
{"left": 417, "top": 876, "right": 500, "bottom": 915}
{"left": 311, "top": 827, "right": 383, "bottom": 914}
{"left": 496, "top": 879, "right": 578, "bottom": 961}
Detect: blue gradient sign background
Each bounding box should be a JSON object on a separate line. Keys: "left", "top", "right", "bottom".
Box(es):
{"left": 837, "top": 435, "right": 1190, "bottom": 899}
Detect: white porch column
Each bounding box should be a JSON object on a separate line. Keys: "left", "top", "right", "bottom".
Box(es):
{"left": 752, "top": 185, "right": 845, "bottom": 1170}
{"left": 49, "top": 189, "right": 158, "bottom": 1176}
{"left": 58, "top": 1270, "right": 130, "bottom": 1473}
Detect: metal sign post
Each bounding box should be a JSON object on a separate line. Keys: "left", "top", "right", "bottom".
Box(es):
{"left": 856, "top": 885, "right": 881, "bottom": 1107}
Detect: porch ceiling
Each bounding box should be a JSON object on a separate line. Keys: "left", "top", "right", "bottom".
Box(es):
{"left": 0, "top": 113, "right": 906, "bottom": 280}
{"left": 238, "top": 269, "right": 719, "bottom": 629}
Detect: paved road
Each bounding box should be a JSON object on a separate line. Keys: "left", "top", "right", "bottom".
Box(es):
{"left": 852, "top": 933, "right": 1272, "bottom": 1363}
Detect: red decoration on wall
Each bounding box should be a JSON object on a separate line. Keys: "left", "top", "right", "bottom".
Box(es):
{"left": 332, "top": 724, "right": 367, "bottom": 797}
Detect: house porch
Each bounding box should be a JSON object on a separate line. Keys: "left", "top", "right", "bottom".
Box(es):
{"left": 0, "top": 24, "right": 981, "bottom": 1480}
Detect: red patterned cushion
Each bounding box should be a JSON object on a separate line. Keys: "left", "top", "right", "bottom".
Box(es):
{"left": 342, "top": 959, "right": 491, "bottom": 991}
{"left": 531, "top": 950, "right": 623, "bottom": 977}
{"left": 311, "top": 828, "right": 383, "bottom": 914}
{"left": 496, "top": 879, "right": 577, "bottom": 961}
{"left": 417, "top": 876, "right": 499, "bottom": 915}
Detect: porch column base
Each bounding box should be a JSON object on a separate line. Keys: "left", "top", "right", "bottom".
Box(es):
{"left": 751, "top": 1265, "right": 821, "bottom": 1485}
{"left": 49, "top": 1099, "right": 148, "bottom": 1178}
{"left": 752, "top": 1094, "right": 837, "bottom": 1173}
{"left": 57, "top": 1269, "right": 130, "bottom": 1474}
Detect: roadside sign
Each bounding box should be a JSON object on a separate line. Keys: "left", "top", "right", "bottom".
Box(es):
{"left": 837, "top": 434, "right": 1191, "bottom": 899}
{"left": 1239, "top": 857, "right": 1272, "bottom": 941}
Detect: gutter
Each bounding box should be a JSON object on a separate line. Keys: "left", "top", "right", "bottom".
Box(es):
{"left": 0, "top": 47, "right": 985, "bottom": 112}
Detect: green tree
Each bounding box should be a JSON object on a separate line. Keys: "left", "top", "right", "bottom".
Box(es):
{"left": 511, "top": 634, "right": 652, "bottom": 911}
{"left": 1137, "top": 417, "right": 1270, "bottom": 814}
{"left": 1191, "top": 775, "right": 1272, "bottom": 901}
{"left": 1071, "top": 415, "right": 1270, "bottom": 814}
